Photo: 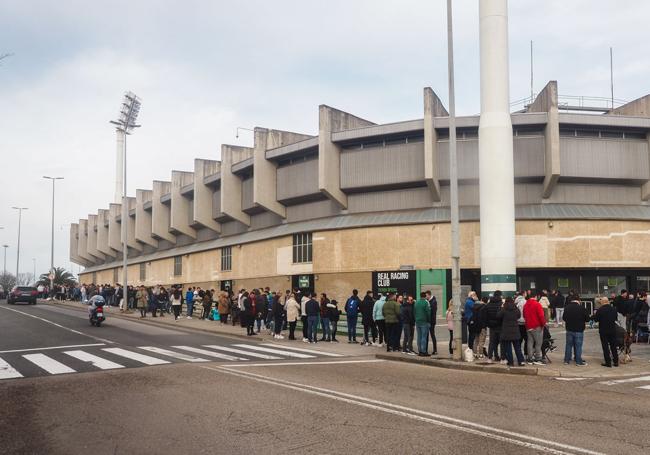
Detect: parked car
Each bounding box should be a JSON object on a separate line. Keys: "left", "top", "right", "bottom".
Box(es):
{"left": 8, "top": 286, "right": 38, "bottom": 305}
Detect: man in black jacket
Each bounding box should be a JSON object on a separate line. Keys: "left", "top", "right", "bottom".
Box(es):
{"left": 359, "top": 291, "right": 377, "bottom": 346}
{"left": 484, "top": 291, "right": 503, "bottom": 362}
{"left": 562, "top": 296, "right": 589, "bottom": 366}
{"left": 305, "top": 293, "right": 320, "bottom": 343}
{"left": 426, "top": 291, "right": 438, "bottom": 355}
{"left": 592, "top": 296, "right": 619, "bottom": 367}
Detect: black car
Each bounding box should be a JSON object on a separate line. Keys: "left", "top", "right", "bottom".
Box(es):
{"left": 8, "top": 286, "right": 38, "bottom": 305}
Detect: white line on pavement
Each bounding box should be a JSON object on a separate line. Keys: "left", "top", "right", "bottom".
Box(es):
{"left": 64, "top": 350, "right": 125, "bottom": 370}
{"left": 202, "top": 366, "right": 604, "bottom": 455}
{"left": 22, "top": 353, "right": 76, "bottom": 375}
{"left": 225, "top": 359, "right": 385, "bottom": 368}
{"left": 0, "top": 357, "right": 23, "bottom": 379}
{"left": 599, "top": 375, "right": 650, "bottom": 386}
{"left": 172, "top": 346, "right": 246, "bottom": 361}
{"left": 554, "top": 378, "right": 589, "bottom": 381}
{"left": 232, "top": 344, "right": 315, "bottom": 359}
{"left": 0, "top": 343, "right": 106, "bottom": 354}
{"left": 0, "top": 306, "right": 115, "bottom": 344}
{"left": 202, "top": 345, "right": 281, "bottom": 360}
{"left": 138, "top": 346, "right": 209, "bottom": 363}
{"left": 636, "top": 385, "right": 650, "bottom": 390}
{"left": 102, "top": 348, "right": 170, "bottom": 366}
{"left": 260, "top": 343, "right": 344, "bottom": 357}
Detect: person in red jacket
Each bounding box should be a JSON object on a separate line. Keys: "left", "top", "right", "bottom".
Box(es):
{"left": 523, "top": 297, "right": 546, "bottom": 365}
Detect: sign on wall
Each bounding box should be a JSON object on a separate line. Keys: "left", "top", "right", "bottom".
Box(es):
{"left": 372, "top": 270, "right": 417, "bottom": 298}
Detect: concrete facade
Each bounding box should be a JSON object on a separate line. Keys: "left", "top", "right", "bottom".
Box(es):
{"left": 423, "top": 87, "right": 448, "bottom": 201}
{"left": 219, "top": 144, "right": 253, "bottom": 226}
{"left": 152, "top": 180, "right": 175, "bottom": 243}
{"left": 135, "top": 189, "right": 158, "bottom": 248}
{"left": 122, "top": 197, "right": 142, "bottom": 252}
{"left": 86, "top": 214, "right": 105, "bottom": 261}
{"left": 107, "top": 203, "right": 122, "bottom": 252}
{"left": 170, "top": 170, "right": 196, "bottom": 238}
{"left": 193, "top": 159, "right": 221, "bottom": 233}
{"left": 96, "top": 209, "right": 116, "bottom": 258}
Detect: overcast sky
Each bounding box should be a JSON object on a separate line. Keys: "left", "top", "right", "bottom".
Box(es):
{"left": 1, "top": 0, "right": 649, "bottom": 280}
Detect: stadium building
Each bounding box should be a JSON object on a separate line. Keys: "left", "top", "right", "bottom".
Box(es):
{"left": 71, "top": 81, "right": 650, "bottom": 306}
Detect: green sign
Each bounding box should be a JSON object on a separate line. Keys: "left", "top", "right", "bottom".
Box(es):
{"left": 298, "top": 275, "right": 310, "bottom": 288}
{"left": 557, "top": 278, "right": 569, "bottom": 288}
{"left": 607, "top": 277, "right": 619, "bottom": 287}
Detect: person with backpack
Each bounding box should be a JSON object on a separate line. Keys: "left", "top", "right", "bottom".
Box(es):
{"left": 327, "top": 299, "right": 340, "bottom": 342}
{"left": 464, "top": 291, "right": 478, "bottom": 349}
{"left": 469, "top": 297, "right": 487, "bottom": 358}
{"left": 185, "top": 287, "right": 194, "bottom": 319}
{"left": 373, "top": 294, "right": 386, "bottom": 347}
{"left": 382, "top": 292, "right": 401, "bottom": 352}
{"left": 345, "top": 289, "right": 361, "bottom": 343}
{"left": 484, "top": 291, "right": 503, "bottom": 362}
{"left": 359, "top": 291, "right": 377, "bottom": 346}
{"left": 414, "top": 292, "right": 431, "bottom": 356}
{"left": 171, "top": 288, "right": 182, "bottom": 321}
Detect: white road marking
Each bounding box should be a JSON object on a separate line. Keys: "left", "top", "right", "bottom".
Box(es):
{"left": 554, "top": 377, "right": 589, "bottom": 381}
{"left": 0, "top": 357, "right": 23, "bottom": 379}
{"left": 64, "top": 350, "right": 125, "bottom": 370}
{"left": 599, "top": 375, "right": 650, "bottom": 386}
{"left": 260, "top": 343, "right": 344, "bottom": 357}
{"left": 22, "top": 353, "right": 76, "bottom": 375}
{"left": 0, "top": 305, "right": 114, "bottom": 344}
{"left": 0, "top": 343, "right": 105, "bottom": 354}
{"left": 172, "top": 346, "right": 246, "bottom": 361}
{"left": 202, "top": 345, "right": 281, "bottom": 360}
{"left": 102, "top": 348, "right": 170, "bottom": 365}
{"left": 232, "top": 344, "right": 315, "bottom": 359}
{"left": 637, "top": 385, "right": 650, "bottom": 390}
{"left": 203, "top": 365, "right": 604, "bottom": 455}
{"left": 138, "top": 346, "right": 209, "bottom": 362}
{"left": 226, "top": 359, "right": 385, "bottom": 368}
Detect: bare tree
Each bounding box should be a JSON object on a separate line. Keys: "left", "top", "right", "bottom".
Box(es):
{"left": 0, "top": 53, "right": 13, "bottom": 65}
{"left": 0, "top": 272, "right": 16, "bottom": 293}
{"left": 16, "top": 272, "right": 34, "bottom": 286}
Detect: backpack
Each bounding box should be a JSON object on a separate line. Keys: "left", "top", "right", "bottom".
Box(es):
{"left": 346, "top": 297, "right": 359, "bottom": 317}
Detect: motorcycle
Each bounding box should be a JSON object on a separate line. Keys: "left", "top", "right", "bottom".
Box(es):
{"left": 89, "top": 297, "right": 106, "bottom": 327}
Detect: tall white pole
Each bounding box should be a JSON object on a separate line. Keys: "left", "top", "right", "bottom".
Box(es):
{"left": 610, "top": 47, "right": 614, "bottom": 109}
{"left": 15, "top": 209, "right": 24, "bottom": 280}
{"left": 121, "top": 131, "right": 128, "bottom": 307}
{"left": 115, "top": 129, "right": 125, "bottom": 204}
{"left": 2, "top": 245, "right": 7, "bottom": 275}
{"left": 447, "top": 0, "right": 462, "bottom": 360}
{"left": 478, "top": 0, "right": 517, "bottom": 297}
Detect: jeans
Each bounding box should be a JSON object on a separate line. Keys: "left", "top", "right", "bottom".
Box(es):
{"left": 321, "top": 317, "right": 331, "bottom": 339}
{"left": 402, "top": 323, "right": 414, "bottom": 352}
{"left": 307, "top": 315, "right": 319, "bottom": 342}
{"left": 386, "top": 323, "right": 401, "bottom": 351}
{"left": 362, "top": 321, "right": 377, "bottom": 343}
{"left": 330, "top": 320, "right": 338, "bottom": 340}
{"left": 256, "top": 317, "right": 263, "bottom": 332}
{"left": 429, "top": 323, "right": 437, "bottom": 353}
{"left": 375, "top": 320, "right": 385, "bottom": 345}
{"left": 416, "top": 323, "right": 430, "bottom": 354}
{"left": 527, "top": 327, "right": 543, "bottom": 360}
{"left": 448, "top": 330, "right": 454, "bottom": 354}
{"left": 274, "top": 316, "right": 283, "bottom": 335}
{"left": 301, "top": 316, "right": 308, "bottom": 339}
{"left": 347, "top": 316, "right": 358, "bottom": 341}
{"left": 503, "top": 340, "right": 525, "bottom": 366}
{"left": 187, "top": 301, "right": 194, "bottom": 317}
{"left": 555, "top": 307, "right": 564, "bottom": 325}
{"left": 467, "top": 322, "right": 475, "bottom": 351}
{"left": 564, "top": 331, "right": 585, "bottom": 364}
{"left": 600, "top": 333, "right": 619, "bottom": 366}
{"left": 518, "top": 324, "right": 528, "bottom": 354}
{"left": 488, "top": 328, "right": 501, "bottom": 359}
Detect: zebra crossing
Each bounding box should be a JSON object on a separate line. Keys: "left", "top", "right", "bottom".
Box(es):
{"left": 0, "top": 342, "right": 343, "bottom": 380}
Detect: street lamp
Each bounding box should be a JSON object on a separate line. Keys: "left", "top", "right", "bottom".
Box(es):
{"left": 43, "top": 176, "right": 64, "bottom": 297}
{"left": 110, "top": 91, "right": 141, "bottom": 312}
{"left": 12, "top": 207, "right": 27, "bottom": 282}
{"left": 2, "top": 245, "right": 7, "bottom": 275}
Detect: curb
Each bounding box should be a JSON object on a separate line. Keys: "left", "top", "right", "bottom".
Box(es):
{"left": 375, "top": 353, "right": 551, "bottom": 376}
{"left": 43, "top": 302, "right": 278, "bottom": 344}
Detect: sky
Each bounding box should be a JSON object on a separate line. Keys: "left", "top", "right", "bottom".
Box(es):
{"left": 1, "top": 0, "right": 649, "bottom": 280}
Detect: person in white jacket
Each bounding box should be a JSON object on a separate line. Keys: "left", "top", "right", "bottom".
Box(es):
{"left": 285, "top": 294, "right": 300, "bottom": 340}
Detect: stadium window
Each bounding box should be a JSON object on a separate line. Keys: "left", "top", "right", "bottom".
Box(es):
{"left": 221, "top": 246, "right": 232, "bottom": 271}
{"left": 293, "top": 233, "right": 312, "bottom": 264}
{"left": 173, "top": 256, "right": 182, "bottom": 276}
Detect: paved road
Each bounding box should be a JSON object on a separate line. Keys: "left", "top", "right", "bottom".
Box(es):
{"left": 1, "top": 300, "right": 649, "bottom": 454}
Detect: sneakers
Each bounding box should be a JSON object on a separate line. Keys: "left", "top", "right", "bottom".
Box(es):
{"left": 303, "top": 338, "right": 309, "bottom": 343}
{"left": 532, "top": 360, "right": 544, "bottom": 366}
{"left": 500, "top": 360, "right": 508, "bottom": 365}
{"left": 576, "top": 362, "right": 588, "bottom": 366}
{"left": 407, "top": 351, "right": 416, "bottom": 356}
{"left": 186, "top": 316, "right": 192, "bottom": 319}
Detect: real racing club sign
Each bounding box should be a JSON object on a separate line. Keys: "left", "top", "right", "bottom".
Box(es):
{"left": 372, "top": 270, "right": 416, "bottom": 298}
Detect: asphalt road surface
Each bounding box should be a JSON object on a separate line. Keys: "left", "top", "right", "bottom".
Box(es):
{"left": 1, "top": 301, "right": 648, "bottom": 455}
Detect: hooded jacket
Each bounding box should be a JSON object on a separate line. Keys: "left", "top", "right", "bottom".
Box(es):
{"left": 285, "top": 297, "right": 300, "bottom": 322}
{"left": 562, "top": 300, "right": 589, "bottom": 332}
{"left": 522, "top": 298, "right": 545, "bottom": 330}
{"left": 484, "top": 297, "right": 502, "bottom": 329}
{"left": 373, "top": 296, "right": 386, "bottom": 321}
{"left": 359, "top": 295, "right": 375, "bottom": 323}
{"left": 382, "top": 298, "right": 400, "bottom": 324}
{"left": 497, "top": 302, "right": 521, "bottom": 341}
{"left": 414, "top": 298, "right": 431, "bottom": 324}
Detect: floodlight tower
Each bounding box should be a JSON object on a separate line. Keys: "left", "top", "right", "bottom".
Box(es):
{"left": 110, "top": 92, "right": 141, "bottom": 308}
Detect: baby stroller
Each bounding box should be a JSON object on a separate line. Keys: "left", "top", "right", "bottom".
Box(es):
{"left": 541, "top": 326, "right": 557, "bottom": 364}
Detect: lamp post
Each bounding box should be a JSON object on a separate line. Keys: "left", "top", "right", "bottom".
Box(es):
{"left": 2, "top": 245, "right": 8, "bottom": 275}
{"left": 43, "top": 176, "right": 64, "bottom": 297}
{"left": 110, "top": 92, "right": 141, "bottom": 312}
{"left": 12, "top": 207, "right": 27, "bottom": 282}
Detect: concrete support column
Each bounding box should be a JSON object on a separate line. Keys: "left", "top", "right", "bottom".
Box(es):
{"left": 193, "top": 159, "right": 221, "bottom": 232}
{"left": 77, "top": 219, "right": 95, "bottom": 264}
{"left": 478, "top": 0, "right": 517, "bottom": 296}
{"left": 86, "top": 214, "right": 105, "bottom": 262}
{"left": 318, "top": 105, "right": 375, "bottom": 208}
{"left": 121, "top": 197, "right": 142, "bottom": 252}
{"left": 643, "top": 133, "right": 650, "bottom": 200}
{"left": 114, "top": 129, "right": 125, "bottom": 204}
{"left": 135, "top": 190, "right": 158, "bottom": 247}
{"left": 108, "top": 204, "right": 123, "bottom": 252}
{"left": 96, "top": 209, "right": 116, "bottom": 257}
{"left": 424, "top": 88, "right": 449, "bottom": 202}
{"left": 220, "top": 144, "right": 253, "bottom": 226}
{"left": 69, "top": 223, "right": 92, "bottom": 267}
{"left": 170, "top": 171, "right": 196, "bottom": 238}
{"left": 528, "top": 81, "right": 560, "bottom": 198}
{"left": 152, "top": 181, "right": 176, "bottom": 243}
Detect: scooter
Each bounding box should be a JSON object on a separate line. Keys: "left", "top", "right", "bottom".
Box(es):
{"left": 90, "top": 302, "right": 105, "bottom": 327}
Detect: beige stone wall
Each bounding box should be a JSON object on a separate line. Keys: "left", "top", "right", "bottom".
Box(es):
{"left": 79, "top": 219, "right": 650, "bottom": 287}
{"left": 316, "top": 271, "right": 371, "bottom": 304}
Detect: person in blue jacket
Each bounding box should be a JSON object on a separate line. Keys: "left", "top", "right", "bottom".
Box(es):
{"left": 345, "top": 289, "right": 361, "bottom": 343}
{"left": 465, "top": 291, "right": 478, "bottom": 348}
